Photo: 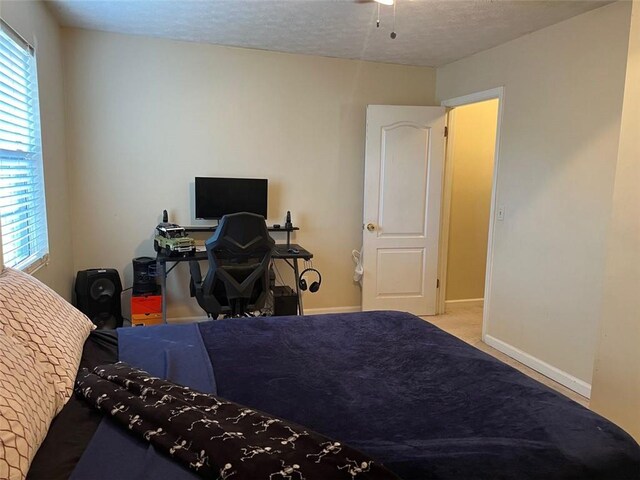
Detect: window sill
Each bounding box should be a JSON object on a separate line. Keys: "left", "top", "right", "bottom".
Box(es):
{"left": 20, "top": 253, "right": 50, "bottom": 275}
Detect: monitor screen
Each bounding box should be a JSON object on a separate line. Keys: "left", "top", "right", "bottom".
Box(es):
{"left": 195, "top": 177, "right": 268, "bottom": 219}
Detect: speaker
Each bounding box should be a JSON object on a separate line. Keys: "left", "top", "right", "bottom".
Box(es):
{"left": 75, "top": 269, "right": 123, "bottom": 329}
{"left": 132, "top": 257, "right": 158, "bottom": 295}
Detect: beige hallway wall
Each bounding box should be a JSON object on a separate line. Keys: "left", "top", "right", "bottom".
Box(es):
{"left": 591, "top": 0, "right": 640, "bottom": 441}
{"left": 436, "top": 2, "right": 631, "bottom": 388}
{"left": 445, "top": 99, "right": 498, "bottom": 301}
{"left": 62, "top": 29, "right": 436, "bottom": 319}
{"left": 0, "top": 0, "right": 74, "bottom": 298}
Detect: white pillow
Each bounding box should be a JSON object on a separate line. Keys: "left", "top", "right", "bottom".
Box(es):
{"left": 0, "top": 268, "right": 94, "bottom": 408}
{"left": 0, "top": 333, "right": 58, "bottom": 480}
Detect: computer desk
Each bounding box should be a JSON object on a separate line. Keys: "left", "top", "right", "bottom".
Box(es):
{"left": 155, "top": 243, "right": 313, "bottom": 323}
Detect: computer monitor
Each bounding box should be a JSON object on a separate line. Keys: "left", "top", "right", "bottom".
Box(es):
{"left": 195, "top": 177, "right": 268, "bottom": 220}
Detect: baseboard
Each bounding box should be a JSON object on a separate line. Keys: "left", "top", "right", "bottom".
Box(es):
{"left": 167, "top": 315, "right": 209, "bottom": 324}
{"left": 167, "top": 306, "right": 362, "bottom": 324}
{"left": 484, "top": 334, "right": 591, "bottom": 398}
{"left": 304, "top": 306, "right": 362, "bottom": 315}
{"left": 445, "top": 298, "right": 484, "bottom": 307}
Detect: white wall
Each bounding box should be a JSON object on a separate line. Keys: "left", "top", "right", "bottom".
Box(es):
{"left": 62, "top": 29, "right": 436, "bottom": 319}
{"left": 436, "top": 2, "right": 631, "bottom": 388}
{"left": 591, "top": 0, "right": 640, "bottom": 441}
{"left": 0, "top": 0, "right": 74, "bottom": 298}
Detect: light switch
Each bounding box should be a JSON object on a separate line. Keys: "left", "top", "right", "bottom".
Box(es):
{"left": 497, "top": 206, "right": 505, "bottom": 221}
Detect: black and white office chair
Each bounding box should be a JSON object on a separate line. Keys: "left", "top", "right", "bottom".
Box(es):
{"left": 189, "top": 212, "right": 274, "bottom": 318}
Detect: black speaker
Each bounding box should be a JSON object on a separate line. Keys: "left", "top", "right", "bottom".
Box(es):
{"left": 132, "top": 257, "right": 158, "bottom": 295}
{"left": 75, "top": 269, "right": 123, "bottom": 329}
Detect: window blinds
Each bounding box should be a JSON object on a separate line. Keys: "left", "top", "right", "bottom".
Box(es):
{"left": 0, "top": 21, "right": 48, "bottom": 272}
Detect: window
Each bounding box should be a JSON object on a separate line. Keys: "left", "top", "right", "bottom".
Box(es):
{"left": 0, "top": 20, "right": 48, "bottom": 272}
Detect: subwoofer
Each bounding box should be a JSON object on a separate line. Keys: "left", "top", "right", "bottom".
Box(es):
{"left": 75, "top": 269, "right": 123, "bottom": 329}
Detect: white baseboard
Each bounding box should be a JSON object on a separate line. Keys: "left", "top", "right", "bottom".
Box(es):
{"left": 167, "top": 315, "right": 209, "bottom": 324}
{"left": 304, "top": 306, "right": 362, "bottom": 315}
{"left": 445, "top": 298, "right": 484, "bottom": 307}
{"left": 484, "top": 334, "right": 591, "bottom": 398}
{"left": 167, "top": 306, "right": 362, "bottom": 324}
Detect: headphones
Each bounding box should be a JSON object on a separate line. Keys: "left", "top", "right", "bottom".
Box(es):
{"left": 299, "top": 267, "right": 322, "bottom": 293}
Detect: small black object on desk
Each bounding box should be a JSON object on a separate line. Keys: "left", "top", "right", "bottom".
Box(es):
{"left": 284, "top": 211, "right": 293, "bottom": 248}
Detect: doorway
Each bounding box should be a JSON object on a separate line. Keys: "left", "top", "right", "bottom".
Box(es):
{"left": 438, "top": 88, "right": 503, "bottom": 340}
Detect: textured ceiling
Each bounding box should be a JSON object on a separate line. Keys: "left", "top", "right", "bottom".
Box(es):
{"left": 47, "top": 0, "right": 611, "bottom": 67}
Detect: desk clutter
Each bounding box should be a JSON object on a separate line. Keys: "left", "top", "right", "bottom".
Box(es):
{"left": 74, "top": 209, "right": 319, "bottom": 328}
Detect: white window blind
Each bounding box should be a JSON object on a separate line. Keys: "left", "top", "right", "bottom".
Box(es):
{"left": 0, "top": 20, "right": 48, "bottom": 272}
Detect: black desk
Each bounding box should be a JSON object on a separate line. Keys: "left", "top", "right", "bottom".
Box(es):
{"left": 156, "top": 243, "right": 313, "bottom": 323}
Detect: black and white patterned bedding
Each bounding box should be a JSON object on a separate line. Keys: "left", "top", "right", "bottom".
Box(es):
{"left": 75, "top": 362, "right": 398, "bottom": 480}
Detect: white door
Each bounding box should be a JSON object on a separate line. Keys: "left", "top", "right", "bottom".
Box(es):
{"left": 362, "top": 105, "right": 446, "bottom": 315}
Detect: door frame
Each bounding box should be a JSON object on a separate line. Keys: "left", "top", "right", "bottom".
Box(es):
{"left": 437, "top": 87, "right": 504, "bottom": 341}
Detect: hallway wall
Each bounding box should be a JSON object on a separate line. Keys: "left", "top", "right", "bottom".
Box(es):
{"left": 445, "top": 99, "right": 498, "bottom": 301}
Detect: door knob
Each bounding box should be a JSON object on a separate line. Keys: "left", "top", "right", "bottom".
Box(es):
{"left": 366, "top": 223, "right": 376, "bottom": 232}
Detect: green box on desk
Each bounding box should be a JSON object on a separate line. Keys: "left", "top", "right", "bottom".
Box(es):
{"left": 273, "top": 286, "right": 298, "bottom": 316}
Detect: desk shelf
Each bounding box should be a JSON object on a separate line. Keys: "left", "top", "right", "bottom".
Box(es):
{"left": 183, "top": 226, "right": 299, "bottom": 233}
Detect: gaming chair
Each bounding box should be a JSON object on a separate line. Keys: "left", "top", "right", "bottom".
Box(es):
{"left": 189, "top": 212, "right": 274, "bottom": 317}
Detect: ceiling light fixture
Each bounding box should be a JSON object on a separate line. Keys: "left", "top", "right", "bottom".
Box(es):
{"left": 390, "top": 0, "right": 397, "bottom": 39}
{"left": 371, "top": 0, "right": 397, "bottom": 39}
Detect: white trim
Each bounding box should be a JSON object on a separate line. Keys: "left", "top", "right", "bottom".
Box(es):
{"left": 166, "top": 306, "right": 362, "bottom": 324}
{"left": 437, "top": 109, "right": 456, "bottom": 314}
{"left": 167, "top": 315, "right": 209, "bottom": 324}
{"left": 439, "top": 86, "right": 505, "bottom": 343}
{"left": 484, "top": 334, "right": 591, "bottom": 398}
{"left": 441, "top": 87, "right": 504, "bottom": 108}
{"left": 304, "top": 306, "right": 361, "bottom": 315}
{"left": 445, "top": 298, "right": 484, "bottom": 307}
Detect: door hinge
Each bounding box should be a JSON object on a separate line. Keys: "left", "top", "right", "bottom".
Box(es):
{"left": 436, "top": 279, "right": 440, "bottom": 288}
{"left": 444, "top": 126, "right": 448, "bottom": 138}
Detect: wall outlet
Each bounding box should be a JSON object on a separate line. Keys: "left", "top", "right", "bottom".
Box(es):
{"left": 497, "top": 206, "right": 505, "bottom": 221}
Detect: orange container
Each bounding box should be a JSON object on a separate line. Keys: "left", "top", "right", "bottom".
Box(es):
{"left": 131, "top": 313, "right": 163, "bottom": 327}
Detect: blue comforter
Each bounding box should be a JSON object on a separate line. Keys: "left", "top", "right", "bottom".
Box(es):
{"left": 73, "top": 311, "right": 640, "bottom": 479}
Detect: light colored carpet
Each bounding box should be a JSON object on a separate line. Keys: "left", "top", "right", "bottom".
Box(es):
{"left": 423, "top": 302, "right": 589, "bottom": 408}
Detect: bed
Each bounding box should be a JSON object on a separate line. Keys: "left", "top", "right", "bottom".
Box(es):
{"left": 25, "top": 310, "right": 640, "bottom": 480}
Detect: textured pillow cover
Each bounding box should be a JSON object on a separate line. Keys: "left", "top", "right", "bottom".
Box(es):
{"left": 0, "top": 268, "right": 94, "bottom": 408}
{"left": 0, "top": 333, "right": 58, "bottom": 480}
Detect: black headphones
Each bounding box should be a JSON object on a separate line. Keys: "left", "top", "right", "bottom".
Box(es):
{"left": 299, "top": 268, "right": 322, "bottom": 293}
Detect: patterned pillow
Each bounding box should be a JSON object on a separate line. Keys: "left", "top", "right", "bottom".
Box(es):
{"left": 0, "top": 268, "right": 94, "bottom": 408}
{"left": 0, "top": 333, "right": 58, "bottom": 480}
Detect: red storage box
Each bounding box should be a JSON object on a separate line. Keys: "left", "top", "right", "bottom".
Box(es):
{"left": 131, "top": 294, "right": 162, "bottom": 315}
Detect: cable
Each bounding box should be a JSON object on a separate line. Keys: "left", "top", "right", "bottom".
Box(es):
{"left": 391, "top": 1, "right": 397, "bottom": 39}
